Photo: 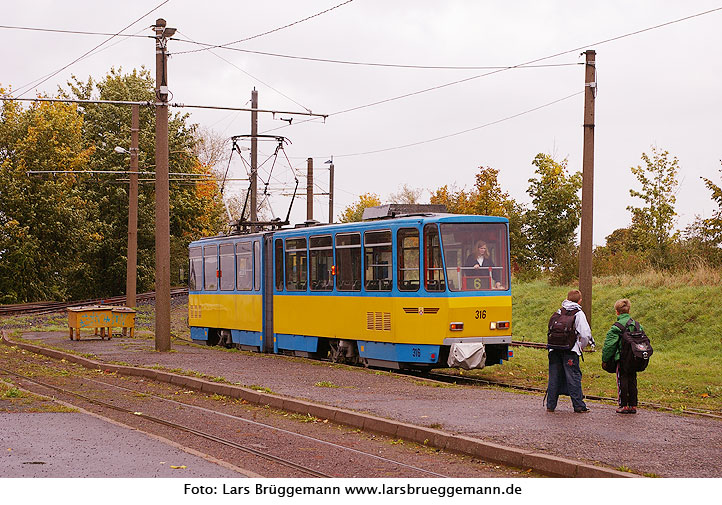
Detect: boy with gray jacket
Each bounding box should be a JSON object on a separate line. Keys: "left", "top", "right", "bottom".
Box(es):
{"left": 546, "top": 289, "right": 593, "bottom": 413}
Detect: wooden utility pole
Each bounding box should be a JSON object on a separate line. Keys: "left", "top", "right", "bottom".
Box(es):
{"left": 154, "top": 18, "right": 173, "bottom": 352}
{"left": 306, "top": 158, "right": 313, "bottom": 220}
{"left": 579, "top": 49, "right": 596, "bottom": 325}
{"left": 126, "top": 104, "right": 139, "bottom": 309}
{"left": 250, "top": 89, "right": 258, "bottom": 225}
{"left": 328, "top": 160, "right": 334, "bottom": 224}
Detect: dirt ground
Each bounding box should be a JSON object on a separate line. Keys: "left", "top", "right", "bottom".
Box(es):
{"left": 4, "top": 329, "right": 721, "bottom": 477}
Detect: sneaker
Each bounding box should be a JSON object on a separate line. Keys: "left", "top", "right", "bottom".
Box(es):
{"left": 628, "top": 407, "right": 637, "bottom": 414}
{"left": 616, "top": 406, "right": 631, "bottom": 414}
{"left": 546, "top": 408, "right": 555, "bottom": 412}
{"left": 574, "top": 407, "right": 590, "bottom": 413}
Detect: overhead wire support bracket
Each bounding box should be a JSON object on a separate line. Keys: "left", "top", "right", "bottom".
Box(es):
{"left": 228, "top": 134, "right": 296, "bottom": 235}
{"left": 171, "top": 102, "right": 326, "bottom": 119}
{"left": 0, "top": 97, "right": 328, "bottom": 120}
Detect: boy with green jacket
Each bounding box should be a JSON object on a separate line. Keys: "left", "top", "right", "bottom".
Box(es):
{"left": 602, "top": 298, "right": 641, "bottom": 414}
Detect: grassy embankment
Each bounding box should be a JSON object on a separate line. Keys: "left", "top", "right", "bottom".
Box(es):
{"left": 468, "top": 272, "right": 722, "bottom": 413}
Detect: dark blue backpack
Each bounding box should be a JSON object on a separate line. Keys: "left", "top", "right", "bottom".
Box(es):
{"left": 547, "top": 308, "right": 579, "bottom": 350}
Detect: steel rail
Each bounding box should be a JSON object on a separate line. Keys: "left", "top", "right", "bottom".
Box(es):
{"left": 0, "top": 288, "right": 188, "bottom": 316}
{"left": 80, "top": 376, "right": 449, "bottom": 478}
{"left": 422, "top": 371, "right": 722, "bottom": 420}
{"left": 0, "top": 366, "right": 330, "bottom": 478}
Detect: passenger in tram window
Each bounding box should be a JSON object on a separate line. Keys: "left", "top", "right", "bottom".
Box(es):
{"left": 464, "top": 240, "right": 502, "bottom": 289}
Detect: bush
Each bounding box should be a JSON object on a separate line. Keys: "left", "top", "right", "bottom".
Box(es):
{"left": 550, "top": 245, "right": 578, "bottom": 285}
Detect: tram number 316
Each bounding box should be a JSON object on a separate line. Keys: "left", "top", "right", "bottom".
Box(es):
{"left": 475, "top": 309, "right": 487, "bottom": 320}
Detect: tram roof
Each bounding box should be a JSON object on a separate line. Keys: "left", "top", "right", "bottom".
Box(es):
{"left": 189, "top": 213, "right": 508, "bottom": 247}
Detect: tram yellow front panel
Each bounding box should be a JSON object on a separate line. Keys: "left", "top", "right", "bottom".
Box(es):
{"left": 447, "top": 295, "right": 512, "bottom": 337}
{"left": 189, "top": 293, "right": 263, "bottom": 332}
{"left": 273, "top": 294, "right": 511, "bottom": 345}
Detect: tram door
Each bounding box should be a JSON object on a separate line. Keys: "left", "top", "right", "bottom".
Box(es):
{"left": 262, "top": 233, "right": 275, "bottom": 353}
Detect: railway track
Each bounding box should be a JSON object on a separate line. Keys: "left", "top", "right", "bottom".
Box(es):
{"left": 0, "top": 288, "right": 188, "bottom": 316}
{"left": 1, "top": 365, "right": 331, "bottom": 478}
{"left": 418, "top": 370, "right": 722, "bottom": 420}
{"left": 0, "top": 351, "right": 472, "bottom": 478}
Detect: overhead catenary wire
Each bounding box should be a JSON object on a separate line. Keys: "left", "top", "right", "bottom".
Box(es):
{"left": 175, "top": 30, "right": 313, "bottom": 114}
{"left": 11, "top": 0, "right": 170, "bottom": 99}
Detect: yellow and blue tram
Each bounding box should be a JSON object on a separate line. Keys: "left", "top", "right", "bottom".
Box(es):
{"left": 188, "top": 213, "right": 512, "bottom": 370}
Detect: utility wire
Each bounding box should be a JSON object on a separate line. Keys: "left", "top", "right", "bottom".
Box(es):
{"left": 0, "top": 23, "right": 578, "bottom": 71}
{"left": 12, "top": 0, "right": 169, "bottom": 98}
{"left": 174, "top": 0, "right": 354, "bottom": 55}
{"left": 262, "top": 4, "right": 722, "bottom": 131}
{"left": 0, "top": 25, "right": 152, "bottom": 38}
{"left": 173, "top": 40, "right": 583, "bottom": 70}
{"left": 332, "top": 91, "right": 584, "bottom": 158}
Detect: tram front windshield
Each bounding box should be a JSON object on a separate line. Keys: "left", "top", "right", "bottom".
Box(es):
{"left": 439, "top": 222, "right": 509, "bottom": 292}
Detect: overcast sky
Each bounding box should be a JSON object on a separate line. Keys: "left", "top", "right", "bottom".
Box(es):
{"left": 3, "top": 1, "right": 721, "bottom": 244}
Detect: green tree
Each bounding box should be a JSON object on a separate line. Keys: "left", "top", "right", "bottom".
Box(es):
{"left": 627, "top": 147, "right": 679, "bottom": 268}
{"left": 62, "top": 68, "right": 226, "bottom": 297}
{"left": 339, "top": 193, "right": 381, "bottom": 223}
{"left": 430, "top": 166, "right": 532, "bottom": 271}
{"left": 701, "top": 165, "right": 722, "bottom": 239}
{"left": 682, "top": 165, "right": 722, "bottom": 266}
{"left": 0, "top": 95, "right": 94, "bottom": 302}
{"left": 525, "top": 154, "right": 582, "bottom": 269}
{"left": 429, "top": 184, "right": 475, "bottom": 214}
{"left": 1, "top": 69, "right": 227, "bottom": 303}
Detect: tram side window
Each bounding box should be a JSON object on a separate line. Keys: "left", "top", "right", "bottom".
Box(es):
{"left": 310, "top": 235, "right": 333, "bottom": 291}
{"left": 274, "top": 239, "right": 284, "bottom": 291}
{"left": 335, "top": 233, "right": 361, "bottom": 291}
{"left": 397, "top": 228, "right": 420, "bottom": 292}
{"left": 424, "top": 224, "right": 446, "bottom": 292}
{"left": 203, "top": 244, "right": 218, "bottom": 291}
{"left": 189, "top": 247, "right": 202, "bottom": 291}
{"left": 219, "top": 243, "right": 235, "bottom": 291}
{"left": 285, "top": 238, "right": 308, "bottom": 291}
{"left": 254, "top": 241, "right": 261, "bottom": 291}
{"left": 236, "top": 242, "right": 253, "bottom": 291}
{"left": 364, "top": 230, "right": 392, "bottom": 291}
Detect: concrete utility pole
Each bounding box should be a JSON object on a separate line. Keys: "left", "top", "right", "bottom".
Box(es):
{"left": 126, "top": 104, "right": 139, "bottom": 309}
{"left": 579, "top": 49, "right": 596, "bottom": 325}
{"left": 328, "top": 160, "right": 334, "bottom": 224}
{"left": 154, "top": 18, "right": 174, "bottom": 352}
{"left": 306, "top": 158, "right": 314, "bottom": 220}
{"left": 250, "top": 89, "right": 258, "bottom": 226}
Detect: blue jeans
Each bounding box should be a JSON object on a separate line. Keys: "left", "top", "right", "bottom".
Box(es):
{"left": 547, "top": 350, "right": 586, "bottom": 410}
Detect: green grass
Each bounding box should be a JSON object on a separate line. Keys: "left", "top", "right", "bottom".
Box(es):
{"left": 2, "top": 387, "right": 22, "bottom": 398}
{"left": 3, "top": 276, "right": 719, "bottom": 413}
{"left": 314, "top": 381, "right": 339, "bottom": 388}
{"left": 469, "top": 278, "right": 722, "bottom": 412}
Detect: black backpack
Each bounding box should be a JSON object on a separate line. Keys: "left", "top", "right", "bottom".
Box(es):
{"left": 547, "top": 308, "right": 580, "bottom": 350}
{"left": 614, "top": 318, "right": 653, "bottom": 372}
